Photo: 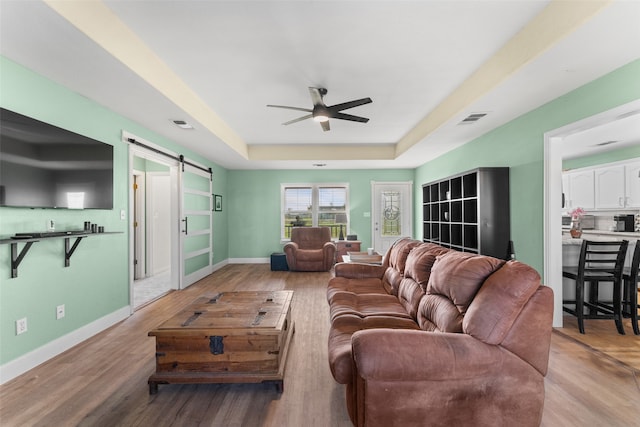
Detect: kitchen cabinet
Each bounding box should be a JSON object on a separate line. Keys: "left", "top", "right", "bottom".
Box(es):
{"left": 563, "top": 158, "right": 640, "bottom": 211}
{"left": 595, "top": 165, "right": 625, "bottom": 209}
{"left": 625, "top": 160, "right": 640, "bottom": 208}
{"left": 565, "top": 169, "right": 594, "bottom": 209}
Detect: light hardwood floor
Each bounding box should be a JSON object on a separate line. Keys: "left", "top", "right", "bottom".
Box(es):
{"left": 1, "top": 264, "right": 638, "bottom": 426}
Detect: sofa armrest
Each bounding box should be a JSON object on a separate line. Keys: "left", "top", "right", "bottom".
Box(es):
{"left": 323, "top": 241, "right": 337, "bottom": 255}
{"left": 350, "top": 329, "right": 544, "bottom": 427}
{"left": 283, "top": 241, "right": 298, "bottom": 252}
{"left": 352, "top": 329, "right": 531, "bottom": 381}
{"left": 334, "top": 262, "right": 386, "bottom": 279}
{"left": 283, "top": 242, "right": 298, "bottom": 270}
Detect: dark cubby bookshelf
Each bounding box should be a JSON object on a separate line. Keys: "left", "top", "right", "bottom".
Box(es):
{"left": 422, "top": 167, "right": 510, "bottom": 259}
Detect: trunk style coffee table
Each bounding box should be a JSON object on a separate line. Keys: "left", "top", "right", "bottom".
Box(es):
{"left": 148, "top": 291, "right": 294, "bottom": 394}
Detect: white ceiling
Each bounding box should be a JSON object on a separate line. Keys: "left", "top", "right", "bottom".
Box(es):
{"left": 1, "top": 0, "right": 639, "bottom": 170}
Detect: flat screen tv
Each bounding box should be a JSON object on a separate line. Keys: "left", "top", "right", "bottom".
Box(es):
{"left": 0, "top": 108, "right": 114, "bottom": 209}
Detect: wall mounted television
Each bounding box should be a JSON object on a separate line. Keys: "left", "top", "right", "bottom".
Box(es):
{"left": 0, "top": 108, "right": 114, "bottom": 209}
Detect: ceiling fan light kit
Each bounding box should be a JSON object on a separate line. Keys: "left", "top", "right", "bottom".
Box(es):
{"left": 267, "top": 87, "right": 372, "bottom": 132}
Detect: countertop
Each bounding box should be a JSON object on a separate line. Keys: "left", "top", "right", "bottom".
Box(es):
{"left": 562, "top": 229, "right": 640, "bottom": 245}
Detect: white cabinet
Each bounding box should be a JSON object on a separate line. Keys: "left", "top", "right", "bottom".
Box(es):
{"left": 565, "top": 169, "right": 594, "bottom": 209}
{"left": 595, "top": 165, "right": 625, "bottom": 208}
{"left": 625, "top": 161, "right": 640, "bottom": 208}
{"left": 563, "top": 158, "right": 640, "bottom": 211}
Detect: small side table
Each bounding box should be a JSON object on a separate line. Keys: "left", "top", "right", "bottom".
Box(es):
{"left": 335, "top": 240, "right": 361, "bottom": 262}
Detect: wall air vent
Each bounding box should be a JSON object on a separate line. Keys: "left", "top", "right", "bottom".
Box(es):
{"left": 458, "top": 112, "right": 488, "bottom": 125}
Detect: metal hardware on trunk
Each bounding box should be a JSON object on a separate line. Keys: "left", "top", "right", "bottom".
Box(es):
{"left": 209, "top": 336, "right": 224, "bottom": 354}
{"left": 253, "top": 310, "right": 267, "bottom": 326}
{"left": 181, "top": 311, "right": 202, "bottom": 326}
{"left": 208, "top": 293, "right": 223, "bottom": 304}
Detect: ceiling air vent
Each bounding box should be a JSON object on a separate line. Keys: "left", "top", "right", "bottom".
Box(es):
{"left": 595, "top": 140, "right": 618, "bottom": 147}
{"left": 173, "top": 120, "right": 194, "bottom": 129}
{"left": 458, "top": 112, "right": 488, "bottom": 125}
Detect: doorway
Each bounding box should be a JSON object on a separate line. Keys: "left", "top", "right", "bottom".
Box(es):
{"left": 131, "top": 156, "right": 176, "bottom": 309}
{"left": 371, "top": 181, "right": 413, "bottom": 255}
{"left": 543, "top": 98, "right": 640, "bottom": 327}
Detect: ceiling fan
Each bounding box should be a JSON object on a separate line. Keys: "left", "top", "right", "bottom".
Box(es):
{"left": 267, "top": 87, "right": 372, "bottom": 131}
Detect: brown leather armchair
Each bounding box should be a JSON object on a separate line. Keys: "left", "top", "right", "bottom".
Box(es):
{"left": 284, "top": 227, "right": 336, "bottom": 271}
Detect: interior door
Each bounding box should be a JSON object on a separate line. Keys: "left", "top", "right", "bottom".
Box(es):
{"left": 371, "top": 181, "right": 413, "bottom": 255}
{"left": 148, "top": 173, "right": 171, "bottom": 275}
{"left": 179, "top": 162, "right": 213, "bottom": 288}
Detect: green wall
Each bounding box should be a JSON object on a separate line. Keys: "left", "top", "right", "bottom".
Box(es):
{"left": 2, "top": 52, "right": 639, "bottom": 371}
{"left": 227, "top": 169, "right": 414, "bottom": 257}
{"left": 563, "top": 145, "right": 640, "bottom": 170}
{"left": 0, "top": 56, "right": 228, "bottom": 366}
{"left": 415, "top": 59, "right": 640, "bottom": 275}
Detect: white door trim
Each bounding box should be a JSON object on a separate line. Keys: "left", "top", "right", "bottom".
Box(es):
{"left": 132, "top": 169, "right": 145, "bottom": 280}
{"left": 126, "top": 132, "right": 180, "bottom": 313}
{"left": 543, "top": 98, "right": 640, "bottom": 327}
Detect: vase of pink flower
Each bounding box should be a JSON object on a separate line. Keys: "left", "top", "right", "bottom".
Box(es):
{"left": 568, "top": 207, "right": 584, "bottom": 238}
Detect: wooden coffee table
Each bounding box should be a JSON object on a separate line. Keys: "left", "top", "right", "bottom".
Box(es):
{"left": 148, "top": 291, "right": 294, "bottom": 394}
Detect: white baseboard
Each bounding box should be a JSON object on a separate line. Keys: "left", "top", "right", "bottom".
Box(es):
{"left": 228, "top": 258, "right": 269, "bottom": 264}
{"left": 212, "top": 259, "right": 229, "bottom": 271}
{"left": 0, "top": 306, "right": 131, "bottom": 385}
{"left": 1, "top": 259, "right": 270, "bottom": 384}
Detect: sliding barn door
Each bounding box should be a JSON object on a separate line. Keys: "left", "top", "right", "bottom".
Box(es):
{"left": 179, "top": 163, "right": 213, "bottom": 288}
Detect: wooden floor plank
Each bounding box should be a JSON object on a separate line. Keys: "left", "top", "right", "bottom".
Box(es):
{"left": 0, "top": 264, "right": 638, "bottom": 426}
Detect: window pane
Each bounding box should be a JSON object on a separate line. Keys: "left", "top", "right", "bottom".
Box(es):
{"left": 283, "top": 187, "right": 312, "bottom": 238}
{"left": 319, "top": 187, "right": 346, "bottom": 211}
{"left": 284, "top": 187, "right": 312, "bottom": 212}
{"left": 319, "top": 212, "right": 346, "bottom": 239}
{"left": 381, "top": 190, "right": 401, "bottom": 236}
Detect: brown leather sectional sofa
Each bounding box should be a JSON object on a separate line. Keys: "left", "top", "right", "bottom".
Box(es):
{"left": 327, "top": 238, "right": 554, "bottom": 427}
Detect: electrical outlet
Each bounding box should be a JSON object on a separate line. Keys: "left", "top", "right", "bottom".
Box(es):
{"left": 56, "top": 304, "right": 65, "bottom": 320}
{"left": 16, "top": 318, "right": 27, "bottom": 335}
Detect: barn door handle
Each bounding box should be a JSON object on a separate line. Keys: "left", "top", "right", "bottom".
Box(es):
{"left": 182, "top": 217, "right": 188, "bottom": 235}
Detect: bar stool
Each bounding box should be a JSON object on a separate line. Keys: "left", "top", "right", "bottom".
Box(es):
{"left": 562, "top": 239, "right": 628, "bottom": 334}
{"left": 622, "top": 240, "right": 639, "bottom": 335}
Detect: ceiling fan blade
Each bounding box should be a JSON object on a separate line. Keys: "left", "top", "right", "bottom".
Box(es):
{"left": 327, "top": 97, "right": 372, "bottom": 112}
{"left": 330, "top": 112, "right": 369, "bottom": 123}
{"left": 308, "top": 87, "right": 326, "bottom": 107}
{"left": 320, "top": 120, "right": 330, "bottom": 132}
{"left": 283, "top": 114, "right": 313, "bottom": 125}
{"left": 267, "top": 104, "right": 313, "bottom": 113}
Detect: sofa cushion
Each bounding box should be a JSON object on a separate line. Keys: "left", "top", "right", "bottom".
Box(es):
{"left": 464, "top": 260, "right": 542, "bottom": 345}
{"left": 328, "top": 314, "right": 420, "bottom": 384}
{"left": 329, "top": 292, "right": 413, "bottom": 322}
{"left": 403, "top": 243, "right": 451, "bottom": 291}
{"left": 416, "top": 251, "right": 505, "bottom": 332}
{"left": 394, "top": 243, "right": 451, "bottom": 319}
{"left": 381, "top": 238, "right": 421, "bottom": 295}
{"left": 327, "top": 277, "right": 387, "bottom": 303}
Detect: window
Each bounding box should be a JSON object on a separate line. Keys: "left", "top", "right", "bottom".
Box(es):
{"left": 282, "top": 184, "right": 349, "bottom": 239}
